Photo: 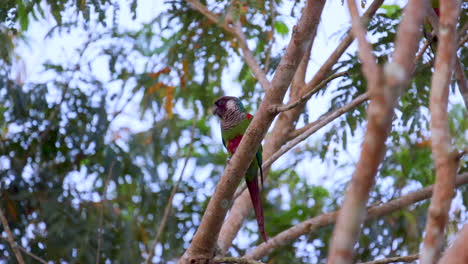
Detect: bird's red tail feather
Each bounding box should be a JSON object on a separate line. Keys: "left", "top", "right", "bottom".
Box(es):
{"left": 246, "top": 177, "right": 268, "bottom": 242}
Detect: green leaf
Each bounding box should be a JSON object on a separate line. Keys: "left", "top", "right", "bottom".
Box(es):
{"left": 381, "top": 5, "right": 401, "bottom": 18}
{"left": 274, "top": 21, "right": 289, "bottom": 37}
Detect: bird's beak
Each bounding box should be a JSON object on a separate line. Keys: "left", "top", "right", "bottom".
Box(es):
{"left": 212, "top": 105, "right": 219, "bottom": 116}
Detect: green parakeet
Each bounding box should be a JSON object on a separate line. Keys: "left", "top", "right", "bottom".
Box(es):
{"left": 213, "top": 96, "right": 268, "bottom": 241}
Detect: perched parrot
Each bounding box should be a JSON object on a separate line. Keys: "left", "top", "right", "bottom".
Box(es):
{"left": 213, "top": 96, "right": 268, "bottom": 242}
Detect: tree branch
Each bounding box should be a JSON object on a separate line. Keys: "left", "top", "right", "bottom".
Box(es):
{"left": 425, "top": 6, "right": 468, "bottom": 110}
{"left": 214, "top": 256, "right": 265, "bottom": 264}
{"left": 420, "top": 1, "right": 460, "bottom": 263}
{"left": 266, "top": 93, "right": 369, "bottom": 167}
{"left": 0, "top": 207, "right": 25, "bottom": 264}
{"left": 327, "top": 0, "right": 428, "bottom": 262}
{"left": 346, "top": 0, "right": 380, "bottom": 91}
{"left": 215, "top": 0, "right": 326, "bottom": 255}
{"left": 244, "top": 173, "right": 468, "bottom": 260}
{"left": 146, "top": 117, "right": 197, "bottom": 264}
{"left": 301, "top": 0, "right": 385, "bottom": 95}
{"left": 180, "top": 1, "right": 322, "bottom": 262}
{"left": 438, "top": 222, "right": 468, "bottom": 264}
{"left": 216, "top": 0, "right": 384, "bottom": 255}
{"left": 270, "top": 71, "right": 349, "bottom": 113}
{"left": 359, "top": 254, "right": 419, "bottom": 264}
{"left": 185, "top": 0, "right": 270, "bottom": 91}
{"left": 233, "top": 21, "right": 271, "bottom": 91}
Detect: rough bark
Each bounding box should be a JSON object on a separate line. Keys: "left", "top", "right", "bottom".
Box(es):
{"left": 420, "top": 1, "right": 460, "bottom": 263}
{"left": 327, "top": 1, "right": 427, "bottom": 263}
{"left": 180, "top": 0, "right": 322, "bottom": 262}
{"left": 216, "top": 0, "right": 326, "bottom": 254}
{"left": 217, "top": 0, "right": 384, "bottom": 254}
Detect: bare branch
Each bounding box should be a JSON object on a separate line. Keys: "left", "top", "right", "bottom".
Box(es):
{"left": 420, "top": 1, "right": 460, "bottom": 263}
{"left": 214, "top": 256, "right": 265, "bottom": 264}
{"left": 217, "top": 0, "right": 384, "bottom": 255}
{"left": 454, "top": 53, "right": 468, "bottom": 110}
{"left": 438, "top": 222, "right": 468, "bottom": 264}
{"left": 180, "top": 1, "right": 323, "bottom": 262}
{"left": 359, "top": 254, "right": 419, "bottom": 264}
{"left": 16, "top": 246, "right": 48, "bottom": 264}
{"left": 267, "top": 93, "right": 369, "bottom": 168}
{"left": 244, "top": 173, "right": 468, "bottom": 260}
{"left": 302, "top": 0, "right": 385, "bottom": 95}
{"left": 346, "top": 0, "right": 380, "bottom": 90}
{"left": 0, "top": 207, "right": 25, "bottom": 264}
{"left": 271, "top": 72, "right": 349, "bottom": 113}
{"left": 328, "top": 0, "right": 428, "bottom": 262}
{"left": 185, "top": 0, "right": 270, "bottom": 91}
{"left": 233, "top": 22, "right": 271, "bottom": 91}
{"left": 96, "top": 161, "right": 115, "bottom": 264}
{"left": 146, "top": 117, "right": 197, "bottom": 264}
{"left": 0, "top": 236, "right": 49, "bottom": 264}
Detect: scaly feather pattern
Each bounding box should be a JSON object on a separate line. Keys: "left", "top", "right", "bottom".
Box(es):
{"left": 213, "top": 96, "right": 267, "bottom": 241}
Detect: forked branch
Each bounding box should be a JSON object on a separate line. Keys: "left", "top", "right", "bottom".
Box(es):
{"left": 327, "top": 0, "right": 428, "bottom": 262}
{"left": 184, "top": 0, "right": 270, "bottom": 91}
{"left": 244, "top": 173, "right": 468, "bottom": 260}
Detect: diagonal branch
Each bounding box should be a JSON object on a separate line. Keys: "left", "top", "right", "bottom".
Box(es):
{"left": 265, "top": 93, "right": 369, "bottom": 168}
{"left": 180, "top": 1, "right": 321, "bottom": 262}
{"left": 233, "top": 21, "right": 271, "bottom": 91}
{"left": 438, "top": 222, "right": 468, "bottom": 264}
{"left": 425, "top": 8, "right": 468, "bottom": 110}
{"left": 244, "top": 173, "right": 468, "bottom": 260}
{"left": 216, "top": 0, "right": 384, "bottom": 255}
{"left": 270, "top": 71, "right": 349, "bottom": 113}
{"left": 214, "top": 256, "right": 265, "bottom": 264}
{"left": 359, "top": 254, "right": 419, "bottom": 264}
{"left": 145, "top": 117, "right": 197, "bottom": 264}
{"left": 346, "top": 0, "right": 380, "bottom": 91}
{"left": 420, "top": 1, "right": 461, "bottom": 263}
{"left": 185, "top": 0, "right": 270, "bottom": 91}
{"left": 327, "top": 1, "right": 428, "bottom": 262}
{"left": 0, "top": 207, "right": 25, "bottom": 264}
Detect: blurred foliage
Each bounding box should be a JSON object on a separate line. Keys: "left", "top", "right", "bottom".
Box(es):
{"left": 0, "top": 0, "right": 467, "bottom": 263}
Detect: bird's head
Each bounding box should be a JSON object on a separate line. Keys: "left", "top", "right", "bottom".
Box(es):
{"left": 213, "top": 96, "right": 244, "bottom": 119}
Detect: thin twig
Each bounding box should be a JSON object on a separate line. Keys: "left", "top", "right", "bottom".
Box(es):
{"left": 420, "top": 1, "right": 460, "bottom": 263}
{"left": 233, "top": 22, "right": 271, "bottom": 91}
{"left": 0, "top": 207, "right": 25, "bottom": 264}
{"left": 96, "top": 161, "right": 115, "bottom": 264}
{"left": 245, "top": 173, "right": 468, "bottom": 260}
{"left": 414, "top": 39, "right": 431, "bottom": 64}
{"left": 0, "top": 236, "right": 49, "bottom": 264}
{"left": 346, "top": 0, "right": 380, "bottom": 92}
{"left": 185, "top": 0, "right": 270, "bottom": 91}
{"left": 359, "top": 254, "right": 419, "bottom": 264}
{"left": 266, "top": 93, "right": 369, "bottom": 169}
{"left": 214, "top": 256, "right": 265, "bottom": 264}
{"left": 145, "top": 116, "right": 198, "bottom": 264}
{"left": 17, "top": 245, "right": 48, "bottom": 264}
{"left": 270, "top": 72, "right": 348, "bottom": 113}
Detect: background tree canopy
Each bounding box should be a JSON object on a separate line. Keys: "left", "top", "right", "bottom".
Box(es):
{"left": 0, "top": 0, "right": 467, "bottom": 263}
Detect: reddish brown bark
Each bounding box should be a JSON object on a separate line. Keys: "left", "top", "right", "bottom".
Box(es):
{"left": 217, "top": 0, "right": 384, "bottom": 254}
{"left": 327, "top": 1, "right": 427, "bottom": 263}
{"left": 420, "top": 1, "right": 460, "bottom": 263}
{"left": 438, "top": 223, "right": 468, "bottom": 264}
{"left": 244, "top": 173, "right": 468, "bottom": 260}
{"left": 180, "top": 0, "right": 323, "bottom": 262}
